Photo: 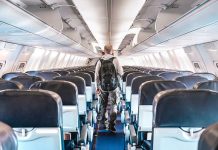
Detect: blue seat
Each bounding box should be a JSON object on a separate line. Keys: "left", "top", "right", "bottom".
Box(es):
{"left": 28, "top": 71, "right": 61, "bottom": 80}
{"left": 125, "top": 72, "right": 148, "bottom": 103}
{"left": 53, "top": 76, "right": 87, "bottom": 116}
{"left": 194, "top": 80, "right": 218, "bottom": 92}
{"left": 198, "top": 123, "right": 218, "bottom": 150}
{"left": 158, "top": 71, "right": 183, "bottom": 80}
{"left": 153, "top": 89, "right": 218, "bottom": 150}
{"left": 10, "top": 76, "right": 43, "bottom": 89}
{"left": 0, "top": 80, "right": 23, "bottom": 90}
{"left": 0, "top": 90, "right": 63, "bottom": 150}
{"left": 68, "top": 72, "right": 92, "bottom": 103}
{"left": 53, "top": 70, "right": 70, "bottom": 76}
{"left": 175, "top": 75, "right": 208, "bottom": 89}
{"left": 30, "top": 80, "right": 78, "bottom": 132}
{"left": 2, "top": 72, "right": 28, "bottom": 80}
{"left": 193, "top": 72, "right": 217, "bottom": 80}
{"left": 149, "top": 70, "right": 165, "bottom": 76}
{"left": 0, "top": 121, "right": 17, "bottom": 150}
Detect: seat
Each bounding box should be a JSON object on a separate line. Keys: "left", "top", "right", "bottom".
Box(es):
{"left": 0, "top": 122, "right": 17, "bottom": 150}
{"left": 125, "top": 72, "right": 148, "bottom": 102}
{"left": 10, "top": 76, "right": 43, "bottom": 89}
{"left": 80, "top": 71, "right": 96, "bottom": 99}
{"left": 130, "top": 76, "right": 164, "bottom": 116}
{"left": 122, "top": 71, "right": 138, "bottom": 94}
{"left": 2, "top": 72, "right": 28, "bottom": 80}
{"left": 175, "top": 75, "right": 208, "bottom": 89}
{"left": 30, "top": 80, "right": 78, "bottom": 133}
{"left": 0, "top": 80, "right": 23, "bottom": 90}
{"left": 179, "top": 70, "right": 193, "bottom": 76}
{"left": 198, "top": 123, "right": 218, "bottom": 150}
{"left": 126, "top": 80, "right": 186, "bottom": 149}
{"left": 153, "top": 89, "right": 218, "bottom": 150}
{"left": 0, "top": 90, "right": 63, "bottom": 150}
{"left": 158, "top": 72, "right": 183, "bottom": 80}
{"left": 68, "top": 72, "right": 92, "bottom": 104}
{"left": 28, "top": 71, "right": 61, "bottom": 80}
{"left": 193, "top": 72, "right": 217, "bottom": 80}
{"left": 149, "top": 70, "right": 165, "bottom": 76}
{"left": 53, "top": 76, "right": 87, "bottom": 116}
{"left": 194, "top": 80, "right": 218, "bottom": 92}
{"left": 53, "top": 70, "right": 70, "bottom": 76}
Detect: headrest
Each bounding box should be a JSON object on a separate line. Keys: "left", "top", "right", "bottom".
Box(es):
{"left": 122, "top": 71, "right": 138, "bottom": 81}
{"left": 153, "top": 89, "right": 218, "bottom": 127}
{"left": 0, "top": 90, "right": 62, "bottom": 127}
{"left": 158, "top": 72, "right": 183, "bottom": 80}
{"left": 0, "top": 122, "right": 17, "bottom": 150}
{"left": 25, "top": 71, "right": 38, "bottom": 76}
{"left": 126, "top": 72, "right": 148, "bottom": 86}
{"left": 194, "top": 80, "right": 218, "bottom": 92}
{"left": 10, "top": 76, "right": 43, "bottom": 89}
{"left": 198, "top": 123, "right": 218, "bottom": 150}
{"left": 149, "top": 70, "right": 165, "bottom": 76}
{"left": 0, "top": 80, "right": 22, "bottom": 90}
{"left": 2, "top": 72, "right": 28, "bottom": 80}
{"left": 30, "top": 80, "right": 77, "bottom": 105}
{"left": 179, "top": 71, "right": 193, "bottom": 76}
{"left": 54, "top": 76, "right": 85, "bottom": 94}
{"left": 68, "top": 72, "right": 91, "bottom": 86}
{"left": 139, "top": 80, "right": 186, "bottom": 105}
{"left": 80, "top": 71, "right": 95, "bottom": 82}
{"left": 175, "top": 75, "right": 208, "bottom": 89}
{"left": 53, "top": 70, "right": 70, "bottom": 76}
{"left": 34, "top": 71, "right": 61, "bottom": 80}
{"left": 131, "top": 76, "right": 164, "bottom": 94}
{"left": 193, "top": 73, "right": 217, "bottom": 80}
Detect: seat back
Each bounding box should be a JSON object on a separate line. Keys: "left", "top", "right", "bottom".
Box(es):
{"left": 30, "top": 80, "right": 78, "bottom": 132}
{"left": 149, "top": 70, "right": 165, "bottom": 76}
{"left": 0, "top": 80, "right": 23, "bottom": 90}
{"left": 0, "top": 90, "right": 63, "bottom": 150}
{"left": 193, "top": 72, "right": 217, "bottom": 80}
{"left": 198, "top": 123, "right": 218, "bottom": 150}
{"left": 194, "top": 80, "right": 218, "bottom": 92}
{"left": 2, "top": 72, "right": 28, "bottom": 80}
{"left": 53, "top": 70, "right": 70, "bottom": 76}
{"left": 68, "top": 72, "right": 92, "bottom": 102}
{"left": 130, "top": 76, "right": 164, "bottom": 115}
{"left": 0, "top": 122, "right": 17, "bottom": 150}
{"left": 153, "top": 89, "right": 218, "bottom": 150}
{"left": 179, "top": 70, "right": 193, "bottom": 76}
{"left": 122, "top": 71, "right": 138, "bottom": 94}
{"left": 126, "top": 72, "right": 148, "bottom": 102}
{"left": 10, "top": 76, "right": 43, "bottom": 89}
{"left": 54, "top": 76, "right": 86, "bottom": 115}
{"left": 80, "top": 71, "right": 96, "bottom": 99}
{"left": 138, "top": 81, "right": 186, "bottom": 132}
{"left": 31, "top": 71, "right": 61, "bottom": 80}
{"left": 175, "top": 75, "right": 208, "bottom": 89}
{"left": 158, "top": 72, "right": 183, "bottom": 80}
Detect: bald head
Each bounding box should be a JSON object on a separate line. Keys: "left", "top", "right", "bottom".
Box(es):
{"left": 104, "top": 44, "right": 113, "bottom": 54}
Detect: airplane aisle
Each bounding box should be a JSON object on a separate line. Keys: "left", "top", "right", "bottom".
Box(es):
{"left": 92, "top": 114, "right": 125, "bottom": 150}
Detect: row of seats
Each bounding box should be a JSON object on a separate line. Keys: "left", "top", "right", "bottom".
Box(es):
{"left": 122, "top": 66, "right": 218, "bottom": 150}
{"left": 0, "top": 66, "right": 97, "bottom": 150}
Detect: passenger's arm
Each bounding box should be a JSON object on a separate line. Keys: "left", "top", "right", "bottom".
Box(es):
{"left": 95, "top": 60, "right": 101, "bottom": 91}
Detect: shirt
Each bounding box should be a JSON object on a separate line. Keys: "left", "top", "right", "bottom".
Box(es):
{"left": 95, "top": 54, "right": 123, "bottom": 89}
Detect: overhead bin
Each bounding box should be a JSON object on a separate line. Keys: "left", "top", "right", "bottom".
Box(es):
{"left": 126, "top": 0, "right": 218, "bottom": 55}
{"left": 0, "top": 1, "right": 95, "bottom": 56}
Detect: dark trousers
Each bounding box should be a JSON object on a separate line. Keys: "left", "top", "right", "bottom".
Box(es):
{"left": 99, "top": 88, "right": 119, "bottom": 128}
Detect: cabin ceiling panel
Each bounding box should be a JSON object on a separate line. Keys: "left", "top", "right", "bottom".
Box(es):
{"left": 123, "top": 0, "right": 218, "bottom": 56}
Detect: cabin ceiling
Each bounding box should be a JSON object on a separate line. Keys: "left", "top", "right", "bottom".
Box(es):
{"left": 2, "top": 0, "right": 217, "bottom": 57}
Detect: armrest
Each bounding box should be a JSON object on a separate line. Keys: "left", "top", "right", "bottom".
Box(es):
{"left": 129, "top": 124, "right": 137, "bottom": 145}
{"left": 87, "top": 111, "right": 92, "bottom": 124}
{"left": 79, "top": 125, "right": 87, "bottom": 146}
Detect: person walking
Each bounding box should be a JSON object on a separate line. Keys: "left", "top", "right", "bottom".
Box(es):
{"left": 95, "top": 44, "right": 123, "bottom": 132}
